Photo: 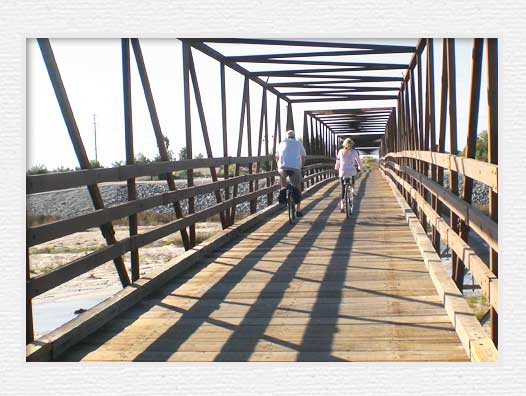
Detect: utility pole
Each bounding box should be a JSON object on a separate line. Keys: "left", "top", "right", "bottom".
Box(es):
{"left": 93, "top": 114, "right": 98, "bottom": 162}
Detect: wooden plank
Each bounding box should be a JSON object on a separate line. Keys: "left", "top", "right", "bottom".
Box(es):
{"left": 383, "top": 150, "right": 498, "bottom": 192}
{"left": 400, "top": 164, "right": 497, "bottom": 251}
{"left": 381, "top": 169, "right": 497, "bottom": 361}
{"left": 49, "top": 170, "right": 467, "bottom": 362}
{"left": 382, "top": 167, "right": 498, "bottom": 312}
{"left": 29, "top": 184, "right": 285, "bottom": 298}
{"left": 28, "top": 171, "right": 279, "bottom": 247}
{"left": 27, "top": 176, "right": 336, "bottom": 361}
{"left": 27, "top": 155, "right": 280, "bottom": 194}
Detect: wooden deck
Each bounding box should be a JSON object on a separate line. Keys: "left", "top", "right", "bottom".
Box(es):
{"left": 61, "top": 169, "right": 468, "bottom": 361}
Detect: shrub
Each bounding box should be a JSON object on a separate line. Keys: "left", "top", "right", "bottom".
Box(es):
{"left": 27, "top": 164, "right": 48, "bottom": 175}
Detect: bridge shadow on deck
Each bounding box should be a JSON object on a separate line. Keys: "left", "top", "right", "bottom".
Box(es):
{"left": 212, "top": 178, "right": 359, "bottom": 361}
{"left": 64, "top": 171, "right": 462, "bottom": 361}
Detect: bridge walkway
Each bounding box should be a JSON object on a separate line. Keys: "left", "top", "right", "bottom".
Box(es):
{"left": 61, "top": 169, "right": 468, "bottom": 361}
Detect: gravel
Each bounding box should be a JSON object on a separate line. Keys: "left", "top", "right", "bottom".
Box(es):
{"left": 27, "top": 173, "right": 489, "bottom": 221}
{"left": 27, "top": 178, "right": 280, "bottom": 220}
{"left": 442, "top": 173, "right": 489, "bottom": 207}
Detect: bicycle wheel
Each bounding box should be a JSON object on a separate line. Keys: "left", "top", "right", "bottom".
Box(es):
{"left": 288, "top": 189, "right": 295, "bottom": 224}
{"left": 349, "top": 186, "right": 354, "bottom": 215}
{"left": 345, "top": 185, "right": 351, "bottom": 219}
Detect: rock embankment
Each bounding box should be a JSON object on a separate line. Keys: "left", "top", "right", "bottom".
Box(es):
{"left": 28, "top": 178, "right": 279, "bottom": 221}
{"left": 442, "top": 173, "right": 489, "bottom": 207}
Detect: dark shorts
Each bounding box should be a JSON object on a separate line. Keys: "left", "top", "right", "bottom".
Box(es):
{"left": 279, "top": 168, "right": 302, "bottom": 188}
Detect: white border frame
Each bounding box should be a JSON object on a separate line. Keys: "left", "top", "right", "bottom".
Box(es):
{"left": 2, "top": 1, "right": 525, "bottom": 395}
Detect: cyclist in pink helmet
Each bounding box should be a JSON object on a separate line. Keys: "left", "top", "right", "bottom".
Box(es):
{"left": 335, "top": 138, "right": 362, "bottom": 212}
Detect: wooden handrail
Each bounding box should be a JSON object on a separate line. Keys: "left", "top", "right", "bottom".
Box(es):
{"left": 28, "top": 170, "right": 278, "bottom": 247}
{"left": 383, "top": 150, "right": 498, "bottom": 192}
{"left": 382, "top": 166, "right": 498, "bottom": 312}
{"left": 27, "top": 155, "right": 334, "bottom": 195}
{"left": 28, "top": 165, "right": 336, "bottom": 298}
{"left": 383, "top": 160, "right": 498, "bottom": 252}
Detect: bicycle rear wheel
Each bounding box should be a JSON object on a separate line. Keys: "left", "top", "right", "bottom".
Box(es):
{"left": 345, "top": 186, "right": 350, "bottom": 219}
{"left": 288, "top": 190, "right": 296, "bottom": 224}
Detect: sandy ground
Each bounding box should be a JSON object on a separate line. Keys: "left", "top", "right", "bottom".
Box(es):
{"left": 29, "top": 222, "right": 222, "bottom": 337}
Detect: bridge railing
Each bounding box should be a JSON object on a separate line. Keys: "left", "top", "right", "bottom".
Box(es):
{"left": 27, "top": 37, "right": 341, "bottom": 345}
{"left": 26, "top": 154, "right": 335, "bottom": 343}
{"left": 378, "top": 38, "right": 498, "bottom": 348}
{"left": 380, "top": 153, "right": 498, "bottom": 311}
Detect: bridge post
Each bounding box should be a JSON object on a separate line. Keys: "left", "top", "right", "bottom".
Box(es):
{"left": 434, "top": 39, "right": 449, "bottom": 251}
{"left": 26, "top": 247, "right": 34, "bottom": 343}
{"left": 187, "top": 50, "right": 228, "bottom": 229}
{"left": 132, "top": 39, "right": 191, "bottom": 250}
{"left": 245, "top": 80, "right": 257, "bottom": 215}
{"left": 446, "top": 38, "right": 460, "bottom": 279}
{"left": 122, "top": 38, "right": 140, "bottom": 282}
{"left": 182, "top": 42, "right": 196, "bottom": 246}
{"left": 454, "top": 38, "right": 484, "bottom": 290}
{"left": 220, "top": 62, "right": 231, "bottom": 224}
{"left": 231, "top": 77, "right": 249, "bottom": 223}
{"left": 426, "top": 38, "right": 437, "bottom": 234}
{"left": 487, "top": 38, "right": 498, "bottom": 347}
{"left": 37, "top": 38, "right": 131, "bottom": 287}
{"left": 271, "top": 97, "right": 280, "bottom": 202}
{"left": 286, "top": 102, "right": 294, "bottom": 131}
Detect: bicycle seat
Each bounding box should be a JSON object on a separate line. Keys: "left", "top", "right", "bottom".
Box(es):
{"left": 343, "top": 177, "right": 352, "bottom": 184}
{"left": 284, "top": 170, "right": 295, "bottom": 176}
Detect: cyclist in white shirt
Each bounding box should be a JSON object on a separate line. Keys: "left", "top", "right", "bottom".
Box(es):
{"left": 276, "top": 130, "right": 306, "bottom": 217}
{"left": 335, "top": 138, "right": 362, "bottom": 212}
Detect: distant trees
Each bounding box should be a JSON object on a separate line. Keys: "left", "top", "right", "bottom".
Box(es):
{"left": 459, "top": 130, "right": 488, "bottom": 161}
{"left": 89, "top": 159, "right": 103, "bottom": 169}
{"left": 178, "top": 146, "right": 188, "bottom": 161}
{"left": 27, "top": 164, "right": 49, "bottom": 175}
{"left": 27, "top": 138, "right": 207, "bottom": 178}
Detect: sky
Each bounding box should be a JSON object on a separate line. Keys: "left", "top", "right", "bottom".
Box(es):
{"left": 26, "top": 38, "right": 489, "bottom": 170}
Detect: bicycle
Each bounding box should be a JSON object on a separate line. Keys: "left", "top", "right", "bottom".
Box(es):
{"left": 343, "top": 177, "right": 354, "bottom": 219}
{"left": 284, "top": 170, "right": 297, "bottom": 224}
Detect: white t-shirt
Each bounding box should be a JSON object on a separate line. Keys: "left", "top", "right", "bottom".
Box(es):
{"left": 276, "top": 138, "right": 306, "bottom": 170}
{"left": 335, "top": 148, "right": 361, "bottom": 178}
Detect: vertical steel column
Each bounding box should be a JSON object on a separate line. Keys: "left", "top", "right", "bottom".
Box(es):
{"left": 427, "top": 38, "right": 437, "bottom": 234}
{"left": 434, "top": 39, "right": 449, "bottom": 251}
{"left": 131, "top": 39, "right": 191, "bottom": 250}
{"left": 286, "top": 102, "right": 294, "bottom": 131}
{"left": 182, "top": 42, "right": 196, "bottom": 246}
{"left": 255, "top": 88, "right": 266, "bottom": 201}
{"left": 220, "top": 62, "right": 231, "bottom": 224}
{"left": 246, "top": 81, "right": 256, "bottom": 214}
{"left": 231, "top": 77, "right": 248, "bottom": 223}
{"left": 487, "top": 38, "right": 498, "bottom": 347}
{"left": 447, "top": 38, "right": 460, "bottom": 276}
{"left": 454, "top": 39, "right": 484, "bottom": 289}
{"left": 271, "top": 97, "right": 280, "bottom": 200}
{"left": 122, "top": 38, "right": 139, "bottom": 282}
{"left": 26, "top": 247, "right": 33, "bottom": 343}
{"left": 38, "top": 38, "right": 130, "bottom": 287}
{"left": 187, "top": 51, "right": 228, "bottom": 229}
{"left": 263, "top": 90, "right": 271, "bottom": 205}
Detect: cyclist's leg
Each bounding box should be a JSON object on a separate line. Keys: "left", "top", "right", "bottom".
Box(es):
{"left": 290, "top": 169, "right": 303, "bottom": 213}
{"left": 278, "top": 169, "right": 288, "bottom": 203}
{"left": 340, "top": 177, "right": 345, "bottom": 210}
{"left": 279, "top": 170, "right": 288, "bottom": 188}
